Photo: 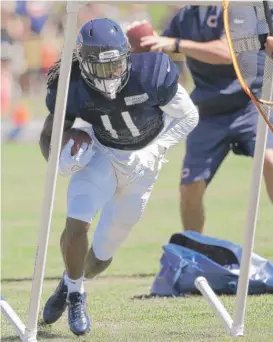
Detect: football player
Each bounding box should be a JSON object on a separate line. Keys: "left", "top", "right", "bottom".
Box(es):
{"left": 40, "top": 18, "right": 198, "bottom": 336}
{"left": 141, "top": 6, "right": 273, "bottom": 233}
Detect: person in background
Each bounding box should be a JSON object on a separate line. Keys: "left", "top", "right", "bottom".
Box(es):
{"left": 1, "top": 42, "right": 31, "bottom": 142}
{"left": 141, "top": 6, "right": 273, "bottom": 234}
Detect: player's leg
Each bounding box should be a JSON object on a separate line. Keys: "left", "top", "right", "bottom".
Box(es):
{"left": 91, "top": 184, "right": 154, "bottom": 266}
{"left": 180, "top": 115, "right": 230, "bottom": 233}
{"left": 263, "top": 109, "right": 273, "bottom": 203}
{"left": 230, "top": 102, "right": 273, "bottom": 203}
{"left": 62, "top": 151, "right": 117, "bottom": 283}
{"left": 180, "top": 179, "right": 206, "bottom": 232}
{"left": 84, "top": 156, "right": 160, "bottom": 279}
{"left": 43, "top": 147, "right": 117, "bottom": 335}
{"left": 60, "top": 218, "right": 89, "bottom": 286}
{"left": 264, "top": 147, "right": 273, "bottom": 203}
{"left": 83, "top": 245, "right": 113, "bottom": 280}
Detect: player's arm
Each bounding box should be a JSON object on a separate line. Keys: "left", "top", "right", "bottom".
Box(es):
{"left": 40, "top": 111, "right": 93, "bottom": 177}
{"left": 174, "top": 37, "right": 231, "bottom": 64}
{"left": 39, "top": 113, "right": 75, "bottom": 161}
{"left": 141, "top": 10, "right": 232, "bottom": 65}
{"left": 157, "top": 83, "right": 199, "bottom": 149}
{"left": 40, "top": 83, "right": 77, "bottom": 161}
{"left": 153, "top": 55, "right": 199, "bottom": 148}
{"left": 141, "top": 35, "right": 231, "bottom": 65}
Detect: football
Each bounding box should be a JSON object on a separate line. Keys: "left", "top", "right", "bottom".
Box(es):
{"left": 126, "top": 21, "right": 155, "bottom": 53}
{"left": 62, "top": 128, "right": 92, "bottom": 156}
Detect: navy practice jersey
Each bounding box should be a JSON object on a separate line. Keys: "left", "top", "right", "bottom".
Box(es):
{"left": 163, "top": 6, "right": 266, "bottom": 116}
{"left": 46, "top": 52, "right": 178, "bottom": 150}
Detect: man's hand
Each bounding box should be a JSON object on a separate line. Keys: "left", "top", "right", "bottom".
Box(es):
{"left": 265, "top": 36, "right": 273, "bottom": 58}
{"left": 141, "top": 36, "right": 176, "bottom": 53}
{"left": 62, "top": 128, "right": 92, "bottom": 156}
{"left": 59, "top": 129, "right": 94, "bottom": 177}
{"left": 125, "top": 20, "right": 161, "bottom": 53}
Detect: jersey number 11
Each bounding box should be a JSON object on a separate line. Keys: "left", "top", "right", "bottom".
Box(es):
{"left": 101, "top": 112, "right": 140, "bottom": 138}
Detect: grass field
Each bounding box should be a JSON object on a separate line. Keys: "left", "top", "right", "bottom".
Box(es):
{"left": 1, "top": 143, "right": 273, "bottom": 342}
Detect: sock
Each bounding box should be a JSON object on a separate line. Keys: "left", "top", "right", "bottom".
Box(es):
{"left": 63, "top": 272, "right": 84, "bottom": 294}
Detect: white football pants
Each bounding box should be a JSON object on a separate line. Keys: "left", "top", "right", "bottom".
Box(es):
{"left": 67, "top": 127, "right": 166, "bottom": 261}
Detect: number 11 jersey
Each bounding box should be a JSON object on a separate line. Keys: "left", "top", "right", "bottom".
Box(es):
{"left": 46, "top": 52, "right": 179, "bottom": 150}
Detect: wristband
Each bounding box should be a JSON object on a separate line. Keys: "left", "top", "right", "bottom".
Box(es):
{"left": 174, "top": 38, "right": 181, "bottom": 53}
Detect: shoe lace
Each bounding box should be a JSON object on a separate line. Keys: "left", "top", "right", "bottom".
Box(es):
{"left": 54, "top": 282, "right": 68, "bottom": 309}
{"left": 70, "top": 293, "right": 85, "bottom": 321}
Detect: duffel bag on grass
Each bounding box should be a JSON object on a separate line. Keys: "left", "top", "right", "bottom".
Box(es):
{"left": 151, "top": 231, "right": 273, "bottom": 296}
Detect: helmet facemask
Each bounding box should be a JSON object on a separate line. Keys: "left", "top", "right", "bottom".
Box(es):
{"left": 78, "top": 49, "right": 131, "bottom": 100}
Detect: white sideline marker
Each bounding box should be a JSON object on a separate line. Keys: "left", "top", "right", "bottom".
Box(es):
{"left": 195, "top": 278, "right": 233, "bottom": 334}
{"left": 0, "top": 298, "right": 25, "bottom": 340}
{"left": 0, "top": 2, "right": 85, "bottom": 341}
{"left": 195, "top": 53, "right": 273, "bottom": 336}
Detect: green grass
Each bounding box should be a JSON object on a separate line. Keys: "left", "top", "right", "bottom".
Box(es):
{"left": 1, "top": 143, "right": 273, "bottom": 341}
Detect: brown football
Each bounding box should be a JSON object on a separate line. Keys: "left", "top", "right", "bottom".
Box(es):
{"left": 126, "top": 22, "right": 155, "bottom": 53}
{"left": 62, "top": 128, "right": 92, "bottom": 156}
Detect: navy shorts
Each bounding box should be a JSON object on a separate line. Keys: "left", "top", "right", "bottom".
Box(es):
{"left": 181, "top": 101, "right": 273, "bottom": 185}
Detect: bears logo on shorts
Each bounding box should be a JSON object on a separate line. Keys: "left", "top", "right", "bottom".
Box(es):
{"left": 182, "top": 167, "right": 190, "bottom": 179}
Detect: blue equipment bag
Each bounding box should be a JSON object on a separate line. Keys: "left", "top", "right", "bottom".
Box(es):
{"left": 151, "top": 231, "right": 273, "bottom": 296}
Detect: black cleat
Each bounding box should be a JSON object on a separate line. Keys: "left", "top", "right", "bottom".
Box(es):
{"left": 43, "top": 278, "right": 68, "bottom": 324}
{"left": 67, "top": 292, "right": 91, "bottom": 336}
